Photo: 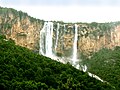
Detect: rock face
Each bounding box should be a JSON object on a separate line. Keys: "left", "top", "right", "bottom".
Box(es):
{"left": 0, "top": 7, "right": 44, "bottom": 51}
{"left": 1, "top": 7, "right": 120, "bottom": 60}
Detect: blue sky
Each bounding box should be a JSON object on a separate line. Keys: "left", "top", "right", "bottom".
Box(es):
{"left": 0, "top": 0, "right": 120, "bottom": 22}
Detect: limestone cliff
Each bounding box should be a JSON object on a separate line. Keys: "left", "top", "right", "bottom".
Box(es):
{"left": 0, "top": 7, "right": 44, "bottom": 51}
{"left": 1, "top": 7, "right": 120, "bottom": 57}
{"left": 51, "top": 22, "right": 120, "bottom": 57}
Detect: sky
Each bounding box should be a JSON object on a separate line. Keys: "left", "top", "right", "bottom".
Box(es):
{"left": 0, "top": 0, "right": 120, "bottom": 23}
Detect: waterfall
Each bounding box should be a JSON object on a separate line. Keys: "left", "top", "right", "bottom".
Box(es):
{"left": 39, "top": 22, "right": 79, "bottom": 65}
{"left": 72, "top": 24, "right": 78, "bottom": 66}
{"left": 45, "top": 22, "right": 53, "bottom": 57}
{"left": 55, "top": 23, "right": 59, "bottom": 50}
{"left": 39, "top": 22, "right": 106, "bottom": 83}
{"left": 40, "top": 22, "right": 79, "bottom": 65}
{"left": 39, "top": 22, "right": 46, "bottom": 55}
{"left": 39, "top": 22, "right": 54, "bottom": 58}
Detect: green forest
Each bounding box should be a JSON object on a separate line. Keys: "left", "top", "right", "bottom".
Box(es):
{"left": 0, "top": 35, "right": 113, "bottom": 90}
{"left": 82, "top": 47, "right": 120, "bottom": 90}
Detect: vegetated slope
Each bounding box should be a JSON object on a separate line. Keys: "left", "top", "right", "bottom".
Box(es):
{"left": 0, "top": 35, "right": 113, "bottom": 90}
{"left": 83, "top": 47, "right": 120, "bottom": 90}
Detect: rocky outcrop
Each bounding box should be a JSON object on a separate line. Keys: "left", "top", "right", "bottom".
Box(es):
{"left": 1, "top": 7, "right": 120, "bottom": 57}
{"left": 0, "top": 7, "right": 44, "bottom": 51}
{"left": 51, "top": 22, "right": 120, "bottom": 57}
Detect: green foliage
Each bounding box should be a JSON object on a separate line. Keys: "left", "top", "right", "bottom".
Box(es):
{"left": 56, "top": 52, "right": 62, "bottom": 57}
{"left": 88, "top": 22, "right": 113, "bottom": 38}
{"left": 90, "top": 22, "right": 98, "bottom": 28}
{"left": 0, "top": 34, "right": 6, "bottom": 39}
{"left": 0, "top": 35, "right": 113, "bottom": 90}
{"left": 83, "top": 47, "right": 120, "bottom": 89}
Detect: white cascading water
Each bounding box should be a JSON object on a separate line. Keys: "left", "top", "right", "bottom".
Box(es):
{"left": 72, "top": 24, "right": 78, "bottom": 66}
{"left": 45, "top": 22, "right": 53, "bottom": 57}
{"left": 55, "top": 23, "right": 59, "bottom": 50}
{"left": 39, "top": 22, "right": 54, "bottom": 58}
{"left": 39, "top": 22, "right": 46, "bottom": 55}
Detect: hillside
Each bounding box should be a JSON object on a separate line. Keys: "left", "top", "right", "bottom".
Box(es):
{"left": 0, "top": 35, "right": 113, "bottom": 90}
{"left": 82, "top": 47, "right": 120, "bottom": 89}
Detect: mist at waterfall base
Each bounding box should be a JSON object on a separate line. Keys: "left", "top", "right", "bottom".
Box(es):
{"left": 39, "top": 21, "right": 82, "bottom": 69}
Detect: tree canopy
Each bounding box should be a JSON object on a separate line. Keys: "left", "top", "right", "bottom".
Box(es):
{"left": 0, "top": 35, "right": 113, "bottom": 90}
{"left": 83, "top": 47, "right": 120, "bottom": 90}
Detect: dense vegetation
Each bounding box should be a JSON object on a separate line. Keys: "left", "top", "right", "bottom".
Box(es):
{"left": 82, "top": 47, "right": 120, "bottom": 90}
{"left": 0, "top": 35, "right": 113, "bottom": 90}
